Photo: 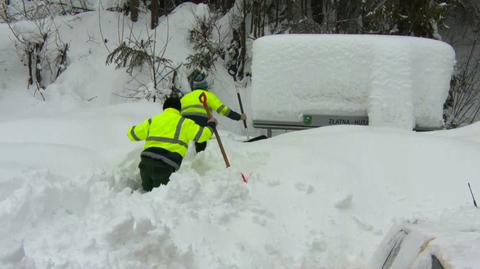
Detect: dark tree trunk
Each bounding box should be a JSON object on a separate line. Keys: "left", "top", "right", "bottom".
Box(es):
{"left": 311, "top": 0, "right": 323, "bottom": 24}
{"left": 223, "top": 0, "right": 235, "bottom": 12}
{"left": 34, "top": 42, "right": 44, "bottom": 89}
{"left": 27, "top": 44, "right": 33, "bottom": 86}
{"left": 238, "top": 0, "right": 247, "bottom": 80}
{"left": 305, "top": 0, "right": 312, "bottom": 20}
{"left": 160, "top": 0, "right": 166, "bottom": 16}
{"left": 260, "top": 0, "right": 266, "bottom": 36}
{"left": 249, "top": 1, "right": 255, "bottom": 35}
{"left": 251, "top": 1, "right": 257, "bottom": 37}
{"left": 322, "top": 0, "right": 327, "bottom": 29}
{"left": 55, "top": 43, "right": 69, "bottom": 79}
{"left": 170, "top": 69, "right": 181, "bottom": 97}
{"left": 287, "top": 0, "right": 294, "bottom": 22}
{"left": 275, "top": 0, "right": 279, "bottom": 28}
{"left": 130, "top": 0, "right": 139, "bottom": 22}
{"left": 397, "top": 0, "right": 407, "bottom": 35}
{"left": 151, "top": 0, "right": 159, "bottom": 29}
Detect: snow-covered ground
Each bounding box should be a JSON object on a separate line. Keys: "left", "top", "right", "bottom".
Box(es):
{"left": 2, "top": 98, "right": 480, "bottom": 269}
{"left": 1, "top": 3, "right": 480, "bottom": 269}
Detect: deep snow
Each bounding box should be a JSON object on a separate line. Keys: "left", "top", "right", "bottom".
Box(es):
{"left": 1, "top": 3, "right": 480, "bottom": 269}
{"left": 1, "top": 100, "right": 480, "bottom": 268}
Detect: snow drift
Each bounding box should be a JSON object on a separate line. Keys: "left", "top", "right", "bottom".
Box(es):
{"left": 1, "top": 107, "right": 480, "bottom": 268}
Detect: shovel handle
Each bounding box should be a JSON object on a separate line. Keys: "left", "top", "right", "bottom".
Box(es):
{"left": 236, "top": 93, "right": 248, "bottom": 129}
{"left": 199, "top": 92, "right": 231, "bottom": 168}
{"left": 199, "top": 92, "right": 211, "bottom": 118}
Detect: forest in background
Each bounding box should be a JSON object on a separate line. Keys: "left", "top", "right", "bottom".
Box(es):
{"left": 1, "top": 0, "right": 479, "bottom": 128}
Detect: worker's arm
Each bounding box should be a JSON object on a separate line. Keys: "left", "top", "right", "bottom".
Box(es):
{"left": 127, "top": 118, "right": 151, "bottom": 141}
{"left": 207, "top": 92, "right": 242, "bottom": 120}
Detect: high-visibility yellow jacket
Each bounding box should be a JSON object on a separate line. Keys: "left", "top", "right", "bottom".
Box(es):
{"left": 128, "top": 108, "right": 213, "bottom": 170}
{"left": 180, "top": 89, "right": 241, "bottom": 121}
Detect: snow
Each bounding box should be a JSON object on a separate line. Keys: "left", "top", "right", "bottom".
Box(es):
{"left": 369, "top": 208, "right": 480, "bottom": 269}
{"left": 1, "top": 3, "right": 480, "bottom": 269}
{"left": 251, "top": 34, "right": 456, "bottom": 129}
{"left": 2, "top": 106, "right": 480, "bottom": 268}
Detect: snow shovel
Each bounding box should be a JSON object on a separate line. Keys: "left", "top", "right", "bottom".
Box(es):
{"left": 199, "top": 92, "right": 248, "bottom": 183}
{"left": 234, "top": 82, "right": 268, "bottom": 142}
{"left": 235, "top": 86, "right": 249, "bottom": 139}
{"left": 199, "top": 92, "right": 231, "bottom": 168}
{"left": 235, "top": 90, "right": 267, "bottom": 142}
{"left": 228, "top": 69, "right": 265, "bottom": 142}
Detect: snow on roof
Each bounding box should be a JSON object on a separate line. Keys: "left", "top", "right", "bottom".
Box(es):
{"left": 251, "top": 34, "right": 456, "bottom": 130}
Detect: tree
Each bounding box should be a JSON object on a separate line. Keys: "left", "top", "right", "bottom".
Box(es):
{"left": 151, "top": 0, "right": 159, "bottom": 28}
{"left": 443, "top": 0, "right": 480, "bottom": 127}
{"left": 4, "top": 0, "right": 71, "bottom": 100}
{"left": 361, "top": 0, "right": 451, "bottom": 38}
{"left": 130, "top": 0, "right": 139, "bottom": 22}
{"left": 444, "top": 39, "right": 480, "bottom": 128}
{"left": 103, "top": 3, "right": 181, "bottom": 102}
{"left": 185, "top": 12, "right": 223, "bottom": 75}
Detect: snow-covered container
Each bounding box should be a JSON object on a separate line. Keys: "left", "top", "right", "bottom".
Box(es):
{"left": 251, "top": 34, "right": 456, "bottom": 130}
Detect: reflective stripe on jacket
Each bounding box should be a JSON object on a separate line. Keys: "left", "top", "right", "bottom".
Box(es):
{"left": 127, "top": 108, "right": 213, "bottom": 170}
{"left": 180, "top": 89, "right": 232, "bottom": 118}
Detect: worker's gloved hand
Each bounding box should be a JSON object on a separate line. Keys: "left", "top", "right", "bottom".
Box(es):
{"left": 240, "top": 113, "right": 247, "bottom": 121}
{"left": 207, "top": 117, "right": 218, "bottom": 129}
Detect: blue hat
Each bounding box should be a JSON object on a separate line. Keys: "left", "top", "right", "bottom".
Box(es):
{"left": 192, "top": 73, "right": 208, "bottom": 90}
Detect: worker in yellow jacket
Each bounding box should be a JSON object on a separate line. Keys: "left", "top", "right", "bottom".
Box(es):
{"left": 181, "top": 73, "right": 246, "bottom": 153}
{"left": 128, "top": 97, "right": 217, "bottom": 191}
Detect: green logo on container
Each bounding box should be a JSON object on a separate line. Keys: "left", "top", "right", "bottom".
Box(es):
{"left": 303, "top": 115, "right": 312, "bottom": 125}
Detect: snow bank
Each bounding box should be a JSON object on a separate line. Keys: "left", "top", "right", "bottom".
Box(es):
{"left": 2, "top": 106, "right": 480, "bottom": 268}
{"left": 251, "top": 34, "right": 456, "bottom": 129}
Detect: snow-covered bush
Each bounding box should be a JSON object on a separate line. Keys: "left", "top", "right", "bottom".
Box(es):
{"left": 3, "top": 0, "right": 92, "bottom": 21}
{"left": 362, "top": 0, "right": 451, "bottom": 38}
{"left": 106, "top": 40, "right": 170, "bottom": 76}
{"left": 5, "top": 0, "right": 70, "bottom": 99}
{"left": 102, "top": 5, "right": 186, "bottom": 102}
{"left": 106, "top": 34, "right": 183, "bottom": 101}
{"left": 185, "top": 12, "right": 223, "bottom": 75}
{"left": 444, "top": 40, "right": 480, "bottom": 128}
